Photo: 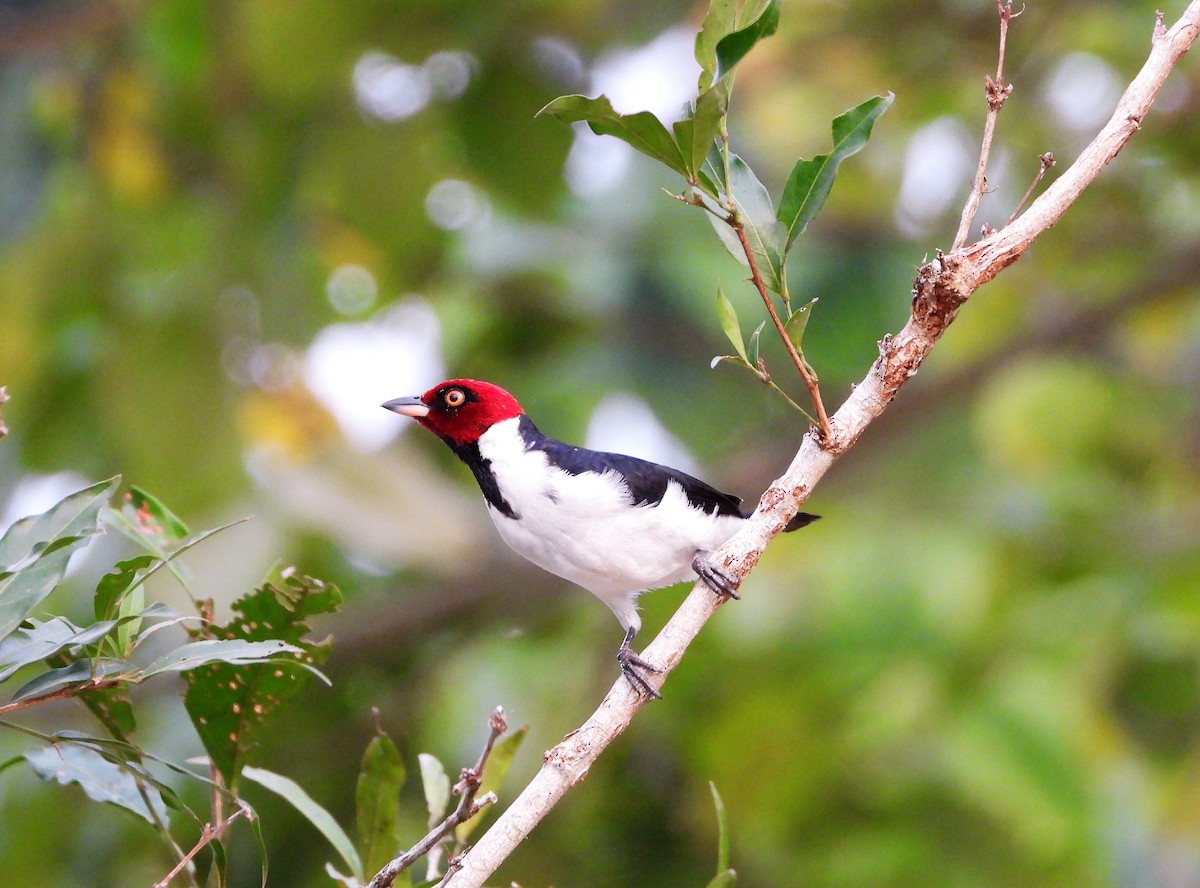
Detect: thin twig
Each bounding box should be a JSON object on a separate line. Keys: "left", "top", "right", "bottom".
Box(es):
{"left": 0, "top": 679, "right": 121, "bottom": 717}
{"left": 152, "top": 802, "right": 252, "bottom": 888}
{"left": 368, "top": 707, "right": 509, "bottom": 888}
{"left": 952, "top": 0, "right": 1021, "bottom": 250}
{"left": 732, "top": 221, "right": 833, "bottom": 440}
{"left": 1006, "top": 152, "right": 1055, "bottom": 225}
{"left": 0, "top": 385, "right": 8, "bottom": 438}
{"left": 441, "top": 5, "right": 1200, "bottom": 886}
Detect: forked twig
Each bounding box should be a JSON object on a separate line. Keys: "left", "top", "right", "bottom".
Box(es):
{"left": 953, "top": 0, "right": 1022, "bottom": 250}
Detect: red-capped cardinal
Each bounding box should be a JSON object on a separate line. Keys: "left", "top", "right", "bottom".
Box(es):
{"left": 383, "top": 379, "right": 818, "bottom": 697}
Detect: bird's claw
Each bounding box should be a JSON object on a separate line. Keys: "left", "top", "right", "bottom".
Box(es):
{"left": 617, "top": 641, "right": 662, "bottom": 699}
{"left": 693, "top": 551, "right": 741, "bottom": 600}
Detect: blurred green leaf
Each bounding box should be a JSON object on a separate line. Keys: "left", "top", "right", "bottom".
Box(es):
{"left": 777, "top": 94, "right": 894, "bottom": 249}
{"left": 455, "top": 726, "right": 527, "bottom": 843}
{"left": 710, "top": 781, "right": 732, "bottom": 873}
{"left": 94, "top": 555, "right": 156, "bottom": 622}
{"left": 709, "top": 155, "right": 786, "bottom": 294}
{"left": 0, "top": 476, "right": 117, "bottom": 570}
{"left": 716, "top": 288, "right": 749, "bottom": 363}
{"left": 714, "top": 0, "right": 780, "bottom": 81}
{"left": 25, "top": 743, "right": 169, "bottom": 825}
{"left": 784, "top": 298, "right": 819, "bottom": 354}
{"left": 9, "top": 657, "right": 133, "bottom": 704}
{"left": 243, "top": 765, "right": 362, "bottom": 881}
{"left": 356, "top": 730, "right": 405, "bottom": 880}
{"left": 183, "top": 568, "right": 340, "bottom": 789}
{"left": 0, "top": 477, "right": 116, "bottom": 641}
{"left": 695, "top": 0, "right": 739, "bottom": 89}
{"left": 140, "top": 639, "right": 303, "bottom": 678}
{"left": 537, "top": 95, "right": 690, "bottom": 179}
{"left": 121, "top": 485, "right": 190, "bottom": 546}
{"left": 673, "top": 84, "right": 729, "bottom": 181}
{"left": 418, "top": 752, "right": 450, "bottom": 825}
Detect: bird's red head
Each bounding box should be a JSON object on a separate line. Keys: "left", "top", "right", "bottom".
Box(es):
{"left": 382, "top": 379, "right": 525, "bottom": 446}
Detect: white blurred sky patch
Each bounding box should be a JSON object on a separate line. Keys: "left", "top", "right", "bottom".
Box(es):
{"left": 353, "top": 49, "right": 477, "bottom": 122}
{"left": 566, "top": 26, "right": 700, "bottom": 198}
{"left": 303, "top": 299, "right": 444, "bottom": 452}
{"left": 1041, "top": 53, "right": 1122, "bottom": 133}
{"left": 894, "top": 116, "right": 975, "bottom": 238}
{"left": 585, "top": 392, "right": 698, "bottom": 475}
{"left": 1, "top": 471, "right": 90, "bottom": 534}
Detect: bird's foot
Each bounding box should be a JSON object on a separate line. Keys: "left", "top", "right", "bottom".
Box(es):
{"left": 693, "top": 551, "right": 741, "bottom": 600}
{"left": 617, "top": 634, "right": 662, "bottom": 700}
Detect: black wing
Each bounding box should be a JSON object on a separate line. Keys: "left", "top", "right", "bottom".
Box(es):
{"left": 518, "top": 415, "right": 746, "bottom": 518}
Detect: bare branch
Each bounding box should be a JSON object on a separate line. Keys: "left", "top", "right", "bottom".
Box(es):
{"left": 1006, "top": 152, "right": 1055, "bottom": 226}
{"left": 952, "top": 0, "right": 1020, "bottom": 250}
{"left": 368, "top": 707, "right": 509, "bottom": 888}
{"left": 152, "top": 802, "right": 252, "bottom": 888}
{"left": 439, "top": 5, "right": 1200, "bottom": 886}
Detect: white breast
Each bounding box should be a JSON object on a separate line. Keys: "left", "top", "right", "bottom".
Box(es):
{"left": 476, "top": 417, "right": 745, "bottom": 634}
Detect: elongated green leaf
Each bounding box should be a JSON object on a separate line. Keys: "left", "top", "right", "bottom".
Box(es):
{"left": 140, "top": 639, "right": 302, "bottom": 678}
{"left": 418, "top": 752, "right": 450, "bottom": 825}
{"left": 708, "top": 155, "right": 786, "bottom": 294}
{"left": 456, "top": 726, "right": 527, "bottom": 843}
{"left": 357, "top": 731, "right": 405, "bottom": 879}
{"left": 0, "top": 479, "right": 115, "bottom": 641}
{"left": 714, "top": 0, "right": 780, "bottom": 81}
{"left": 695, "top": 0, "right": 739, "bottom": 89}
{"left": 9, "top": 657, "right": 134, "bottom": 703}
{"left": 710, "top": 782, "right": 731, "bottom": 872}
{"left": 0, "top": 617, "right": 80, "bottom": 683}
{"left": 783, "top": 298, "right": 819, "bottom": 354}
{"left": 716, "top": 289, "right": 748, "bottom": 363}
{"left": 94, "top": 555, "right": 155, "bottom": 623}
{"left": 777, "top": 94, "right": 894, "bottom": 249}
{"left": 243, "top": 765, "right": 362, "bottom": 880}
{"left": 184, "top": 568, "right": 341, "bottom": 789}
{"left": 537, "top": 95, "right": 689, "bottom": 178}
{"left": 25, "top": 743, "right": 169, "bottom": 824}
{"left": 0, "top": 476, "right": 117, "bottom": 570}
{"left": 120, "top": 486, "right": 189, "bottom": 547}
{"left": 672, "top": 83, "right": 728, "bottom": 179}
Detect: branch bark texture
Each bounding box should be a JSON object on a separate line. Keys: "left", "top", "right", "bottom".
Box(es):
{"left": 442, "top": 5, "right": 1200, "bottom": 885}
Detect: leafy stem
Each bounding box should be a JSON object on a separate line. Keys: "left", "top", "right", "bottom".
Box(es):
{"left": 731, "top": 219, "right": 832, "bottom": 439}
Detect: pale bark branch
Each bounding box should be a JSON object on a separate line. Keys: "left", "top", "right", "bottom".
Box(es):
{"left": 441, "top": 4, "right": 1200, "bottom": 885}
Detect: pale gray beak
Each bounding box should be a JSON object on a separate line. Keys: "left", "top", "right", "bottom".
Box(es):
{"left": 382, "top": 396, "right": 430, "bottom": 418}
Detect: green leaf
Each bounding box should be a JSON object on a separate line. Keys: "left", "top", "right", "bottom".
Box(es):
{"left": 243, "top": 765, "right": 362, "bottom": 880}
{"left": 706, "top": 871, "right": 738, "bottom": 888}
{"left": 710, "top": 781, "right": 731, "bottom": 873}
{"left": 93, "top": 555, "right": 156, "bottom": 622}
{"left": 672, "top": 82, "right": 728, "bottom": 178}
{"left": 695, "top": 0, "right": 739, "bottom": 89}
{"left": 714, "top": 0, "right": 780, "bottom": 82}
{"left": 708, "top": 154, "right": 786, "bottom": 294}
{"left": 783, "top": 298, "right": 819, "bottom": 354}
{"left": 0, "top": 617, "right": 81, "bottom": 683}
{"left": 536, "top": 94, "right": 689, "bottom": 179}
{"left": 716, "top": 288, "right": 749, "bottom": 363}
{"left": 140, "top": 639, "right": 303, "bottom": 678}
{"left": 748, "top": 321, "right": 766, "bottom": 364}
{"left": 0, "top": 478, "right": 116, "bottom": 641}
{"left": 709, "top": 354, "right": 755, "bottom": 372}
{"left": 9, "top": 657, "right": 134, "bottom": 704}
{"left": 183, "top": 568, "right": 341, "bottom": 789}
{"left": 777, "top": 93, "right": 894, "bottom": 249}
{"left": 25, "top": 742, "right": 169, "bottom": 824}
{"left": 456, "top": 726, "right": 527, "bottom": 843}
{"left": 119, "top": 486, "right": 190, "bottom": 548}
{"left": 357, "top": 731, "right": 405, "bottom": 879}
{"left": 0, "top": 476, "right": 118, "bottom": 570}
{"left": 418, "top": 752, "right": 451, "bottom": 825}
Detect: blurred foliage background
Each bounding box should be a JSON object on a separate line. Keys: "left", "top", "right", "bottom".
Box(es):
{"left": 2, "top": 0, "right": 1200, "bottom": 885}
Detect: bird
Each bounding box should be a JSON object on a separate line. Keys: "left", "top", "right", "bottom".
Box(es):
{"left": 382, "top": 378, "right": 819, "bottom": 697}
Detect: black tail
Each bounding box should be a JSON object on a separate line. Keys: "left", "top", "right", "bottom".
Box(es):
{"left": 783, "top": 511, "right": 821, "bottom": 532}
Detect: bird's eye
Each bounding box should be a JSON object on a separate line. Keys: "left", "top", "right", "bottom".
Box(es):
{"left": 444, "top": 388, "right": 467, "bottom": 408}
